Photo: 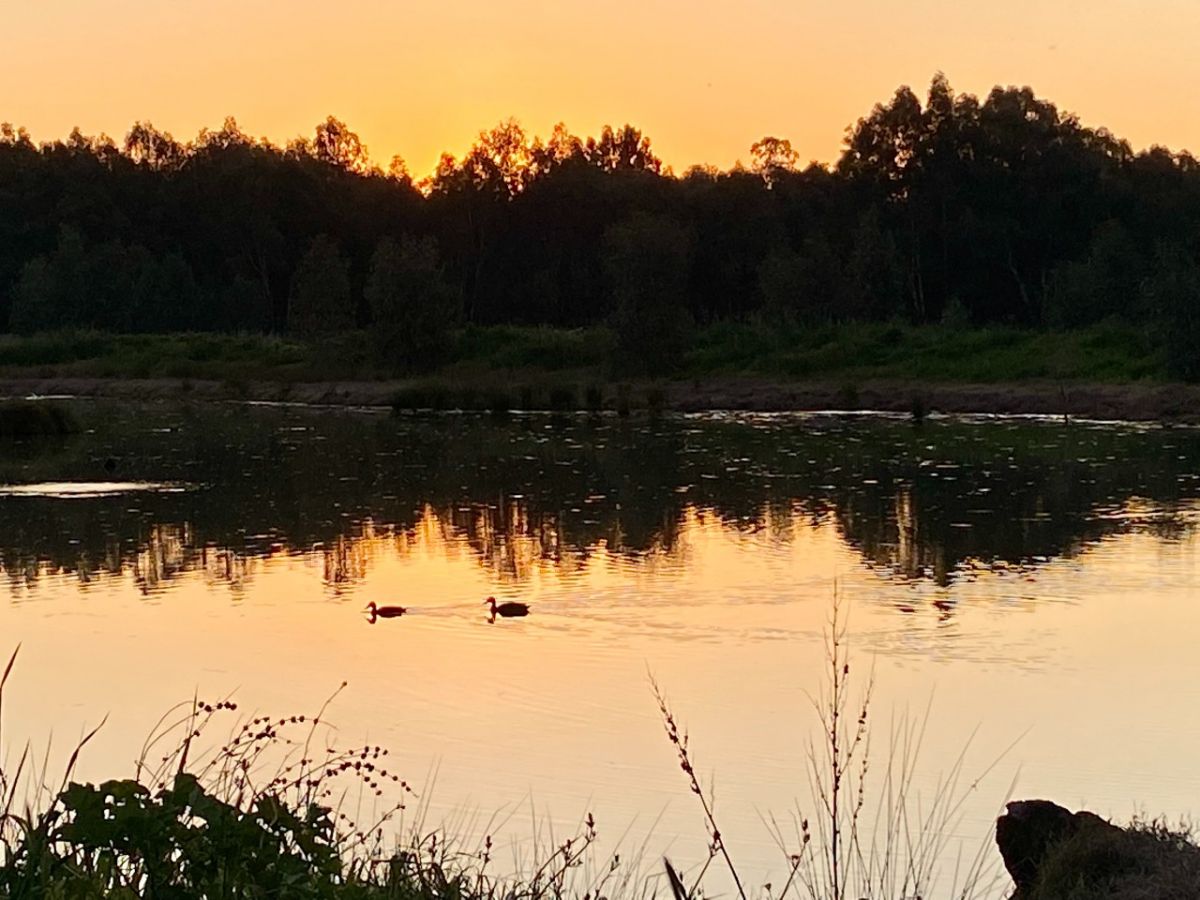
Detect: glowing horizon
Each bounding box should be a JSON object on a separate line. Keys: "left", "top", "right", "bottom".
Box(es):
{"left": 6, "top": 0, "right": 1200, "bottom": 179}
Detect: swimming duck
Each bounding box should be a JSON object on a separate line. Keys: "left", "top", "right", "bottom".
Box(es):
{"left": 484, "top": 596, "right": 529, "bottom": 618}
{"left": 365, "top": 602, "right": 407, "bottom": 623}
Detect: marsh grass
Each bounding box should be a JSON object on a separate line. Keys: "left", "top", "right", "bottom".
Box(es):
{"left": 0, "top": 331, "right": 311, "bottom": 381}
{"left": 654, "top": 598, "right": 1016, "bottom": 900}
{"left": 0, "top": 649, "right": 638, "bottom": 900}
{"left": 0, "top": 321, "right": 1170, "bottom": 387}
{"left": 1027, "top": 816, "right": 1200, "bottom": 899}
{"left": 686, "top": 321, "right": 1164, "bottom": 383}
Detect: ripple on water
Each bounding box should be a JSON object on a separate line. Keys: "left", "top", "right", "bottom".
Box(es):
{"left": 0, "top": 481, "right": 193, "bottom": 499}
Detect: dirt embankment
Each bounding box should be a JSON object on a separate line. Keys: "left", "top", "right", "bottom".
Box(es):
{"left": 1, "top": 375, "right": 1199, "bottom": 422}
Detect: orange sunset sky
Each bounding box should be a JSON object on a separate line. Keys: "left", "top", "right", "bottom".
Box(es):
{"left": 5, "top": 0, "right": 1199, "bottom": 177}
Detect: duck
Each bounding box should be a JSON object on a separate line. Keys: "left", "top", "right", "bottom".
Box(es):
{"left": 484, "top": 596, "right": 529, "bottom": 619}
{"left": 365, "top": 602, "right": 407, "bottom": 623}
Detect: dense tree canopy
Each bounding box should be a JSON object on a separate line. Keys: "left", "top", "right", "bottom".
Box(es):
{"left": 2, "top": 77, "right": 1199, "bottom": 376}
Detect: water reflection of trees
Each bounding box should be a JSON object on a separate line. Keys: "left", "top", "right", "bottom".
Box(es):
{"left": 1, "top": 403, "right": 1198, "bottom": 593}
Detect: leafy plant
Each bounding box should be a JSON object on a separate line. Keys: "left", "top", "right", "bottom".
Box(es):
{"left": 0, "top": 652, "right": 624, "bottom": 900}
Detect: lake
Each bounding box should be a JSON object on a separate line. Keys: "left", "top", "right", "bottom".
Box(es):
{"left": 1, "top": 400, "right": 1197, "bottom": 895}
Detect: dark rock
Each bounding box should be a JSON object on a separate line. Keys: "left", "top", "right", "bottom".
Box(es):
{"left": 996, "top": 800, "right": 1079, "bottom": 896}
{"left": 998, "top": 801, "right": 1176, "bottom": 897}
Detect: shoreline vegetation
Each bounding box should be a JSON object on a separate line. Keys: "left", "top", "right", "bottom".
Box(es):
{"left": 3, "top": 75, "right": 1200, "bottom": 395}
{"left": 0, "top": 324, "right": 1195, "bottom": 423}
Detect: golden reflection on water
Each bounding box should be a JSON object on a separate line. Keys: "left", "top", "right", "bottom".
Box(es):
{"left": 2, "top": 407, "right": 1199, "bottom": 893}
{"left": 2, "top": 498, "right": 1199, "bottom": 890}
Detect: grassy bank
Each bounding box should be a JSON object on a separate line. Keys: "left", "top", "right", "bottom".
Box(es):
{"left": 0, "top": 650, "right": 629, "bottom": 900}
{"left": 0, "top": 321, "right": 1168, "bottom": 386}
{"left": 0, "top": 322, "right": 1189, "bottom": 421}
{"left": 687, "top": 320, "right": 1164, "bottom": 382}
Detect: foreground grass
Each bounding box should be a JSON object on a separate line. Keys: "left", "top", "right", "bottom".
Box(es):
{"left": 0, "top": 321, "right": 1169, "bottom": 388}
{"left": 0, "top": 652, "right": 634, "bottom": 900}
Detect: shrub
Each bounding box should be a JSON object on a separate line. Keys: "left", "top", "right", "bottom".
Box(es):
{"left": 1142, "top": 247, "right": 1200, "bottom": 382}
{"left": 603, "top": 214, "right": 693, "bottom": 376}
{"left": 0, "top": 650, "right": 612, "bottom": 900}
{"left": 366, "top": 236, "right": 461, "bottom": 373}
{"left": 288, "top": 235, "right": 354, "bottom": 338}
{"left": 1029, "top": 817, "right": 1200, "bottom": 899}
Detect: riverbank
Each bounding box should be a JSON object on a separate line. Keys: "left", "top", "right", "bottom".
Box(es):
{"left": 0, "top": 321, "right": 1173, "bottom": 381}
{"left": 1, "top": 373, "right": 1198, "bottom": 422}
{"left": 0, "top": 323, "right": 1193, "bottom": 422}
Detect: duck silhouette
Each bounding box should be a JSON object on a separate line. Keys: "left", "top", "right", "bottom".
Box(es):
{"left": 365, "top": 602, "right": 407, "bottom": 624}
{"left": 484, "top": 596, "right": 529, "bottom": 621}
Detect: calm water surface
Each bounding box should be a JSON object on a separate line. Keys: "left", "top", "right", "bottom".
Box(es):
{"left": 1, "top": 401, "right": 1198, "bottom": 891}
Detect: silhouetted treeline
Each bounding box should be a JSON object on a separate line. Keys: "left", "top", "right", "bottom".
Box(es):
{"left": 3, "top": 75, "right": 1199, "bottom": 376}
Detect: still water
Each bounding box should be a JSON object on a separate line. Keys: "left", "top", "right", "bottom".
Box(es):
{"left": 1, "top": 401, "right": 1198, "bottom": 891}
